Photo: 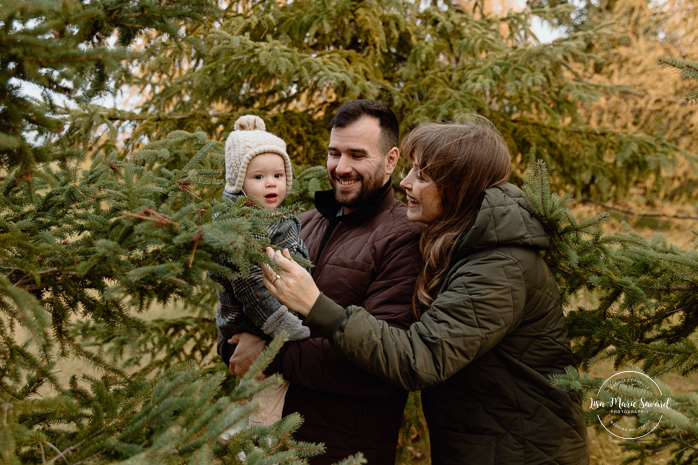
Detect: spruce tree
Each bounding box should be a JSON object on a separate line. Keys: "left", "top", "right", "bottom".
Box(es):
{"left": 67, "top": 0, "right": 686, "bottom": 200}
{"left": 3, "top": 0, "right": 698, "bottom": 464}
{"left": 0, "top": 1, "right": 332, "bottom": 463}
{"left": 524, "top": 159, "right": 698, "bottom": 464}
{"left": 528, "top": 0, "right": 698, "bottom": 204}
{"left": 0, "top": 0, "right": 219, "bottom": 171}
{"left": 0, "top": 130, "right": 337, "bottom": 463}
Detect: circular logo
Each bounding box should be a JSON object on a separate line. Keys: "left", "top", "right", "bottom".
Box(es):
{"left": 590, "top": 370, "right": 670, "bottom": 440}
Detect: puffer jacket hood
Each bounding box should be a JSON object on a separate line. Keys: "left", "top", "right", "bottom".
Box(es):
{"left": 459, "top": 182, "right": 549, "bottom": 251}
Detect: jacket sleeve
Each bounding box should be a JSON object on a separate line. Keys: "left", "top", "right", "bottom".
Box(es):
{"left": 269, "top": 227, "right": 421, "bottom": 397}
{"left": 232, "top": 218, "right": 310, "bottom": 338}
{"left": 261, "top": 306, "right": 310, "bottom": 340}
{"left": 304, "top": 251, "right": 527, "bottom": 392}
{"left": 213, "top": 258, "right": 295, "bottom": 364}
{"left": 210, "top": 268, "right": 240, "bottom": 365}
{"left": 231, "top": 263, "right": 291, "bottom": 331}
{"left": 218, "top": 219, "right": 313, "bottom": 365}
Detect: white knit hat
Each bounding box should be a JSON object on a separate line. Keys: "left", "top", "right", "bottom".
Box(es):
{"left": 224, "top": 115, "right": 293, "bottom": 194}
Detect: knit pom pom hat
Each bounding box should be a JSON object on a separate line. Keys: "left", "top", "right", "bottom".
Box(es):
{"left": 224, "top": 115, "right": 293, "bottom": 194}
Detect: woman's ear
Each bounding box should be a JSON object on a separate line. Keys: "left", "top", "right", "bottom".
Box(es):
{"left": 384, "top": 147, "right": 400, "bottom": 176}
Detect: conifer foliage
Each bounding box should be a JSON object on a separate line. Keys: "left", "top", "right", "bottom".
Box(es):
{"left": 0, "top": 129, "right": 332, "bottom": 463}
{"left": 0, "top": 0, "right": 218, "bottom": 171}
{"left": 660, "top": 56, "right": 698, "bottom": 105}
{"left": 1, "top": 1, "right": 331, "bottom": 463}
{"left": 68, "top": 0, "right": 685, "bottom": 200}
{"left": 525, "top": 161, "right": 698, "bottom": 464}
{"left": 535, "top": 0, "right": 698, "bottom": 203}
{"left": 2, "top": 0, "right": 698, "bottom": 463}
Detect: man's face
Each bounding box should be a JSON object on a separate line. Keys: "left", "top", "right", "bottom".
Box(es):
{"left": 327, "top": 116, "right": 398, "bottom": 214}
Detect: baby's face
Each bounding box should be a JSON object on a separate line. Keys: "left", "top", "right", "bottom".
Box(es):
{"left": 242, "top": 153, "right": 287, "bottom": 209}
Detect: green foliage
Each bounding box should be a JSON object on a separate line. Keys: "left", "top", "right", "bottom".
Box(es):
{"left": 2, "top": 338, "right": 325, "bottom": 465}
{"left": 659, "top": 57, "right": 698, "bottom": 105}
{"left": 524, "top": 161, "right": 698, "bottom": 461}
{"left": 530, "top": 0, "right": 698, "bottom": 203}
{"left": 3, "top": 0, "right": 698, "bottom": 463}
{"left": 58, "top": 0, "right": 685, "bottom": 201}
{"left": 550, "top": 367, "right": 698, "bottom": 465}
{"left": 1, "top": 2, "right": 332, "bottom": 452}
{"left": 0, "top": 0, "right": 219, "bottom": 172}
{"left": 0, "top": 131, "right": 330, "bottom": 462}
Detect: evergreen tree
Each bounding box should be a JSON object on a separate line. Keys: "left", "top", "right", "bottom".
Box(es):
{"left": 3, "top": 0, "right": 698, "bottom": 463}
{"left": 528, "top": 0, "right": 698, "bottom": 204}
{"left": 0, "top": 1, "right": 333, "bottom": 463}
{"left": 0, "top": 0, "right": 218, "bottom": 171}
{"left": 0, "top": 130, "right": 334, "bottom": 463}
{"left": 525, "top": 159, "right": 698, "bottom": 464}
{"left": 66, "top": 0, "right": 684, "bottom": 200}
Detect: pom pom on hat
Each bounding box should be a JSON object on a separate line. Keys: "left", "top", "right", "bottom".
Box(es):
{"left": 225, "top": 115, "right": 293, "bottom": 195}
{"left": 234, "top": 115, "right": 266, "bottom": 132}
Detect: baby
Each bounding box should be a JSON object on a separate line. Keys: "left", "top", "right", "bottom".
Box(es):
{"left": 211, "top": 115, "right": 310, "bottom": 437}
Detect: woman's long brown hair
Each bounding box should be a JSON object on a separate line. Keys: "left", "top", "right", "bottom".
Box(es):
{"left": 402, "top": 119, "right": 512, "bottom": 317}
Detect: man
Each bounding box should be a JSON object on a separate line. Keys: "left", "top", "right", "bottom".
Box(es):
{"left": 221, "top": 100, "right": 423, "bottom": 465}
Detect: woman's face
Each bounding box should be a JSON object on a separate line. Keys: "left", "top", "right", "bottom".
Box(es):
{"left": 400, "top": 156, "right": 442, "bottom": 224}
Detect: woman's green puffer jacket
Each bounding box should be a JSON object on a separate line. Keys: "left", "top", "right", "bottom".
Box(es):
{"left": 305, "top": 183, "right": 589, "bottom": 465}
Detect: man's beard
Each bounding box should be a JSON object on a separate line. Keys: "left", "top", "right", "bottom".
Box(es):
{"left": 331, "top": 164, "right": 385, "bottom": 210}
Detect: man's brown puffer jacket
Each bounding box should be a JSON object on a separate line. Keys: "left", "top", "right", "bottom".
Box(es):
{"left": 267, "top": 183, "right": 423, "bottom": 465}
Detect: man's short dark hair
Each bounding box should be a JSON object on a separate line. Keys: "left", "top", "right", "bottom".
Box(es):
{"left": 330, "top": 100, "right": 399, "bottom": 155}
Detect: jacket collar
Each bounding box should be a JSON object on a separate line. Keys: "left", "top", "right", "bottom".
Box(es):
{"left": 314, "top": 180, "right": 394, "bottom": 222}
{"left": 222, "top": 190, "right": 242, "bottom": 203}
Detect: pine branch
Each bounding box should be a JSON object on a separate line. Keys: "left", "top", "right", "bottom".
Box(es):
{"left": 659, "top": 57, "right": 698, "bottom": 105}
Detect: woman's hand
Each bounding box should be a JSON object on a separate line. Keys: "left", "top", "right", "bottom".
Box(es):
{"left": 261, "top": 247, "right": 320, "bottom": 317}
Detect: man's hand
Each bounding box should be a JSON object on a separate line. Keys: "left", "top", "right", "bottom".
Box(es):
{"left": 228, "top": 332, "right": 266, "bottom": 377}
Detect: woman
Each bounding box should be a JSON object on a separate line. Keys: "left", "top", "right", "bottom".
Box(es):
{"left": 262, "top": 120, "right": 589, "bottom": 465}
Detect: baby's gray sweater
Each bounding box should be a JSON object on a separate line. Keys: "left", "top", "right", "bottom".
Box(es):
{"left": 210, "top": 192, "right": 310, "bottom": 342}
